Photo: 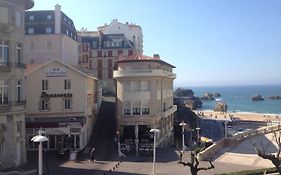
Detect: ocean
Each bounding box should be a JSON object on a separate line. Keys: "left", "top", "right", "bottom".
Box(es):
{"left": 188, "top": 84, "right": 281, "bottom": 115}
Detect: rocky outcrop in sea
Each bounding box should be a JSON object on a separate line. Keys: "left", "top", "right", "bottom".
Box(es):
{"left": 174, "top": 88, "right": 202, "bottom": 110}
{"left": 251, "top": 94, "right": 264, "bottom": 101}
{"left": 200, "top": 93, "right": 215, "bottom": 101}
{"left": 268, "top": 96, "right": 281, "bottom": 100}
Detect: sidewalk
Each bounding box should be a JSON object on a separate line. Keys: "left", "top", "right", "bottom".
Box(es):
{"left": 112, "top": 147, "right": 273, "bottom": 175}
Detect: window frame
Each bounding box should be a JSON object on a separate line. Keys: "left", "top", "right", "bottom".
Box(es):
{"left": 0, "top": 80, "right": 9, "bottom": 105}
{"left": 41, "top": 98, "right": 49, "bottom": 112}
{"left": 0, "top": 41, "right": 9, "bottom": 64}
{"left": 64, "top": 79, "right": 71, "bottom": 90}
{"left": 42, "top": 80, "right": 48, "bottom": 90}
{"left": 63, "top": 98, "right": 71, "bottom": 110}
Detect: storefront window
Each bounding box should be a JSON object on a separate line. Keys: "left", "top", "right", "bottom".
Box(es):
{"left": 49, "top": 135, "right": 55, "bottom": 149}
{"left": 76, "top": 135, "right": 80, "bottom": 149}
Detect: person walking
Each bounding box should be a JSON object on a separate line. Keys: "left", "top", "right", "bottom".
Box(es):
{"left": 90, "top": 147, "right": 95, "bottom": 162}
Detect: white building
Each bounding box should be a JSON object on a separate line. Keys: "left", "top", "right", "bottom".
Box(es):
{"left": 114, "top": 54, "right": 177, "bottom": 155}
{"left": 98, "top": 19, "right": 143, "bottom": 54}
{"left": 0, "top": 0, "right": 34, "bottom": 169}
{"left": 25, "top": 59, "right": 101, "bottom": 151}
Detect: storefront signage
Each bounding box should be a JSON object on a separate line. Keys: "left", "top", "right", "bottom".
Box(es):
{"left": 70, "top": 128, "right": 81, "bottom": 133}
{"left": 59, "top": 122, "right": 82, "bottom": 127}
{"left": 46, "top": 67, "right": 67, "bottom": 77}
{"left": 41, "top": 92, "right": 72, "bottom": 98}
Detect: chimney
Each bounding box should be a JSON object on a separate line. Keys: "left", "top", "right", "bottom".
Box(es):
{"left": 54, "top": 4, "right": 61, "bottom": 34}
{"left": 153, "top": 54, "right": 160, "bottom": 59}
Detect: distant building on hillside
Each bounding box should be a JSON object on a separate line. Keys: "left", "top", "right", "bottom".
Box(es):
{"left": 114, "top": 53, "right": 177, "bottom": 156}
{"left": 98, "top": 19, "right": 143, "bottom": 54}
{"left": 0, "top": 0, "right": 34, "bottom": 169}
{"left": 24, "top": 4, "right": 79, "bottom": 65}
{"left": 78, "top": 20, "right": 143, "bottom": 93}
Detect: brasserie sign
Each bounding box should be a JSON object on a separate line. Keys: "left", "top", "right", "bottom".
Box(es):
{"left": 41, "top": 92, "right": 72, "bottom": 98}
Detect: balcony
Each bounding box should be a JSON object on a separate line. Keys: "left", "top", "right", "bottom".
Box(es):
{"left": 114, "top": 69, "right": 176, "bottom": 79}
{"left": 0, "top": 102, "right": 11, "bottom": 113}
{"left": 14, "top": 63, "right": 26, "bottom": 69}
{"left": 117, "top": 114, "right": 162, "bottom": 126}
{"left": 0, "top": 100, "right": 26, "bottom": 113}
{"left": 123, "top": 91, "right": 150, "bottom": 101}
{"left": 15, "top": 100, "right": 26, "bottom": 106}
{"left": 162, "top": 105, "right": 177, "bottom": 118}
{"left": 0, "top": 62, "right": 11, "bottom": 72}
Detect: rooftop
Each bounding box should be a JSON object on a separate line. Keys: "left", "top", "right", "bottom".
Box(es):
{"left": 117, "top": 53, "right": 175, "bottom": 68}
{"left": 25, "top": 0, "right": 34, "bottom": 10}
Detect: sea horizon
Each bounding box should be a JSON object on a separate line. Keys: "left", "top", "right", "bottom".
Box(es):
{"left": 179, "top": 84, "right": 281, "bottom": 115}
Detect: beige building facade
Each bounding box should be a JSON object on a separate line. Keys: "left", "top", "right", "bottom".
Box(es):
{"left": 0, "top": 0, "right": 34, "bottom": 169}
{"left": 24, "top": 4, "right": 79, "bottom": 66}
{"left": 25, "top": 59, "right": 100, "bottom": 151}
{"left": 114, "top": 54, "right": 177, "bottom": 156}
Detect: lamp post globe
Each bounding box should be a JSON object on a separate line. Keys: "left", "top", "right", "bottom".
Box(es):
{"left": 150, "top": 128, "right": 161, "bottom": 174}
{"left": 31, "top": 129, "right": 48, "bottom": 175}
{"left": 179, "top": 121, "right": 186, "bottom": 151}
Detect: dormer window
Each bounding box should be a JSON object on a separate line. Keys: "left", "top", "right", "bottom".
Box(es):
{"left": 28, "top": 27, "right": 34, "bottom": 34}
{"left": 29, "top": 15, "right": 34, "bottom": 20}
{"left": 46, "top": 27, "right": 52, "bottom": 34}
{"left": 47, "top": 15, "right": 52, "bottom": 20}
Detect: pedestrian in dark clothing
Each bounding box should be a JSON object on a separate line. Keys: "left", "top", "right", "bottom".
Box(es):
{"left": 91, "top": 147, "right": 95, "bottom": 162}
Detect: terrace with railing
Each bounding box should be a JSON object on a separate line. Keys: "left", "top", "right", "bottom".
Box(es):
{"left": 198, "top": 123, "right": 281, "bottom": 161}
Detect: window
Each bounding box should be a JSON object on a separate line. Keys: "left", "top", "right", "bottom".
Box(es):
{"left": 118, "top": 50, "right": 123, "bottom": 56}
{"left": 0, "top": 80, "right": 8, "bottom": 105}
{"left": 17, "top": 121, "right": 22, "bottom": 136}
{"left": 46, "top": 27, "right": 52, "bottom": 34}
{"left": 0, "top": 124, "right": 3, "bottom": 162}
{"left": 141, "top": 81, "right": 150, "bottom": 91}
{"left": 132, "top": 101, "right": 141, "bottom": 115}
{"left": 30, "top": 41, "right": 34, "bottom": 50}
{"left": 41, "top": 99, "right": 49, "bottom": 111}
{"left": 0, "top": 7, "right": 8, "bottom": 24}
{"left": 66, "top": 29, "right": 69, "bottom": 36}
{"left": 92, "top": 41, "right": 98, "bottom": 48}
{"left": 16, "top": 80, "right": 21, "bottom": 102}
{"left": 47, "top": 15, "right": 52, "bottom": 20}
{"left": 128, "top": 50, "right": 133, "bottom": 56}
{"left": 28, "top": 28, "right": 34, "bottom": 34}
{"left": 123, "top": 102, "right": 131, "bottom": 115}
{"left": 131, "top": 81, "right": 140, "bottom": 91}
{"left": 123, "top": 81, "right": 130, "bottom": 91}
{"left": 97, "top": 51, "right": 102, "bottom": 57}
{"left": 142, "top": 102, "right": 150, "bottom": 115}
{"left": 82, "top": 44, "right": 88, "bottom": 51}
{"left": 16, "top": 44, "right": 21, "bottom": 64}
{"left": 42, "top": 80, "right": 48, "bottom": 90}
{"left": 64, "top": 79, "right": 71, "bottom": 90}
{"left": 0, "top": 41, "right": 9, "bottom": 64}
{"left": 47, "top": 41, "right": 52, "bottom": 50}
{"left": 108, "top": 50, "right": 112, "bottom": 57}
{"left": 15, "top": 11, "right": 21, "bottom": 27}
{"left": 64, "top": 98, "right": 71, "bottom": 110}
{"left": 29, "top": 15, "right": 34, "bottom": 20}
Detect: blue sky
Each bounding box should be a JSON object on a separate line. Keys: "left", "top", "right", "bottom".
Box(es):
{"left": 31, "top": 0, "right": 281, "bottom": 87}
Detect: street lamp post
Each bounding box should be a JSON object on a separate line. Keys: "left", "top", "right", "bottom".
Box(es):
{"left": 116, "top": 131, "right": 122, "bottom": 157}
{"left": 196, "top": 127, "right": 200, "bottom": 143}
{"left": 179, "top": 121, "right": 186, "bottom": 151}
{"left": 224, "top": 120, "right": 228, "bottom": 139}
{"left": 31, "top": 129, "right": 48, "bottom": 175}
{"left": 150, "top": 128, "right": 161, "bottom": 175}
